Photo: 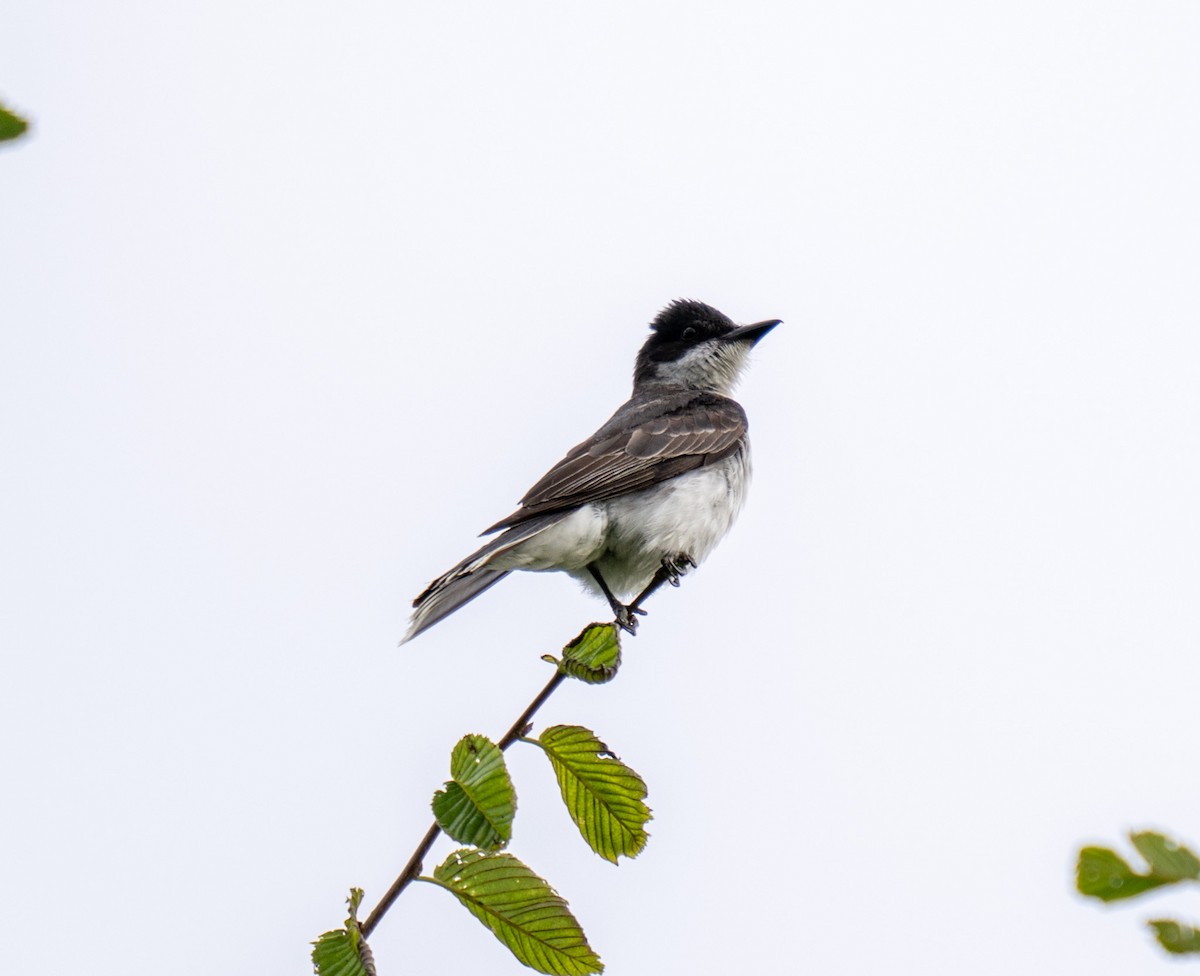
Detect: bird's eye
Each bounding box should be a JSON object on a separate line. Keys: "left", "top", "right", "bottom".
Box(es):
{"left": 681, "top": 326, "right": 698, "bottom": 341}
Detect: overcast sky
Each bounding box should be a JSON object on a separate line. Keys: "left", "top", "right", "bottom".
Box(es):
{"left": 4, "top": 3, "right": 1199, "bottom": 974}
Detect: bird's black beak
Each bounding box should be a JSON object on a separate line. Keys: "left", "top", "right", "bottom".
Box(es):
{"left": 723, "top": 319, "right": 781, "bottom": 345}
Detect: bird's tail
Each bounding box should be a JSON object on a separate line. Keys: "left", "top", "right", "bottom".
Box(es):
{"left": 402, "top": 567, "right": 510, "bottom": 643}
{"left": 401, "top": 511, "right": 569, "bottom": 644}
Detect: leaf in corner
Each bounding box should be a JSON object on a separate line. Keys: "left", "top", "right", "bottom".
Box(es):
{"left": 535, "top": 725, "right": 650, "bottom": 863}
{"left": 432, "top": 734, "right": 516, "bottom": 850}
{"left": 1076, "top": 846, "right": 1166, "bottom": 902}
{"left": 1131, "top": 831, "right": 1200, "bottom": 882}
{"left": 1148, "top": 919, "right": 1200, "bottom": 955}
{"left": 312, "top": 930, "right": 374, "bottom": 976}
{"left": 1077, "top": 831, "right": 1200, "bottom": 902}
{"left": 426, "top": 849, "right": 603, "bottom": 975}
{"left": 0, "top": 103, "right": 29, "bottom": 142}
{"left": 312, "top": 888, "right": 375, "bottom": 976}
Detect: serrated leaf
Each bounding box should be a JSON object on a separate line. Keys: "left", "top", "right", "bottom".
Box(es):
{"left": 426, "top": 849, "right": 603, "bottom": 975}
{"left": 312, "top": 888, "right": 375, "bottom": 976}
{"left": 1131, "top": 832, "right": 1200, "bottom": 882}
{"left": 432, "top": 734, "right": 516, "bottom": 850}
{"left": 558, "top": 624, "right": 621, "bottom": 684}
{"left": 312, "top": 930, "right": 372, "bottom": 976}
{"left": 535, "top": 725, "right": 650, "bottom": 863}
{"left": 1078, "top": 832, "right": 1200, "bottom": 902}
{"left": 0, "top": 103, "right": 29, "bottom": 142}
{"left": 1149, "top": 919, "right": 1200, "bottom": 955}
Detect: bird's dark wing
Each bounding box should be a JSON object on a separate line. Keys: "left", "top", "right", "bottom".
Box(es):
{"left": 482, "top": 391, "right": 747, "bottom": 533}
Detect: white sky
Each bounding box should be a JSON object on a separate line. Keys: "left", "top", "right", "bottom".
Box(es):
{"left": 3, "top": 3, "right": 1199, "bottom": 974}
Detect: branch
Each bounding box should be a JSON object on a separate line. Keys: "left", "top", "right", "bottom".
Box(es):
{"left": 361, "top": 669, "right": 567, "bottom": 937}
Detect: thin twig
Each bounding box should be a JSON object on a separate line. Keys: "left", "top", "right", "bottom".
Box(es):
{"left": 361, "top": 821, "right": 441, "bottom": 937}
{"left": 497, "top": 670, "right": 566, "bottom": 748}
{"left": 361, "top": 668, "right": 568, "bottom": 937}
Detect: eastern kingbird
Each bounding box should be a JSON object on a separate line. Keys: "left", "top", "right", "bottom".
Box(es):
{"left": 402, "top": 299, "right": 779, "bottom": 643}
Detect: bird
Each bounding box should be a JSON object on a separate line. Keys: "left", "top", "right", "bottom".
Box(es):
{"left": 402, "top": 299, "right": 780, "bottom": 643}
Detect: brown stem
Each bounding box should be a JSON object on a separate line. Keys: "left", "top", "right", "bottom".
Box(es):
{"left": 360, "top": 668, "right": 567, "bottom": 938}
{"left": 497, "top": 670, "right": 566, "bottom": 748}
{"left": 361, "top": 820, "right": 441, "bottom": 937}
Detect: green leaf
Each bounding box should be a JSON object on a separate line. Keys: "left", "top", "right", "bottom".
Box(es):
{"left": 556, "top": 623, "right": 621, "bottom": 684}
{"left": 0, "top": 103, "right": 29, "bottom": 143}
{"left": 1077, "top": 846, "right": 1168, "bottom": 901}
{"left": 312, "top": 931, "right": 374, "bottom": 976}
{"left": 534, "top": 725, "right": 650, "bottom": 863}
{"left": 1131, "top": 832, "right": 1200, "bottom": 882}
{"left": 432, "top": 734, "right": 516, "bottom": 850}
{"left": 1077, "top": 832, "right": 1200, "bottom": 902}
{"left": 426, "top": 849, "right": 603, "bottom": 975}
{"left": 1148, "top": 920, "right": 1200, "bottom": 955}
{"left": 312, "top": 888, "right": 376, "bottom": 976}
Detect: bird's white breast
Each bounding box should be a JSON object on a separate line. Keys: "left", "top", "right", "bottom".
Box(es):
{"left": 589, "top": 443, "right": 751, "bottom": 597}
{"left": 487, "top": 444, "right": 751, "bottom": 600}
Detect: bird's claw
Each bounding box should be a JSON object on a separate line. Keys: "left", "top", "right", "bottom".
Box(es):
{"left": 663, "top": 553, "right": 696, "bottom": 587}
{"left": 614, "top": 606, "right": 643, "bottom": 635}
{"left": 609, "top": 555, "right": 694, "bottom": 634}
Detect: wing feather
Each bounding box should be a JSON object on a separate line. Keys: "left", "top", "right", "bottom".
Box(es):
{"left": 482, "top": 391, "right": 747, "bottom": 533}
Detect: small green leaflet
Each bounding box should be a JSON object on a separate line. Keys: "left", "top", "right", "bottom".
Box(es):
{"left": 1148, "top": 920, "right": 1200, "bottom": 955}
{"left": 1077, "top": 831, "right": 1200, "bottom": 902}
{"left": 534, "top": 725, "right": 650, "bottom": 863}
{"left": 432, "top": 734, "right": 516, "bottom": 850}
{"left": 0, "top": 103, "right": 29, "bottom": 142}
{"left": 311, "top": 888, "right": 376, "bottom": 976}
{"left": 556, "top": 623, "right": 621, "bottom": 684}
{"left": 425, "top": 849, "right": 603, "bottom": 975}
{"left": 1131, "top": 831, "right": 1200, "bottom": 881}
{"left": 1077, "top": 847, "right": 1164, "bottom": 901}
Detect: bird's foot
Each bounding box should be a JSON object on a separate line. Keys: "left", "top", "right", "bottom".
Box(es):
{"left": 662, "top": 553, "right": 696, "bottom": 587}
{"left": 613, "top": 604, "right": 648, "bottom": 635}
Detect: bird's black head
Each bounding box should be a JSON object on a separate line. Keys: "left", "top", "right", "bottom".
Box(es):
{"left": 633, "top": 299, "right": 779, "bottom": 393}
